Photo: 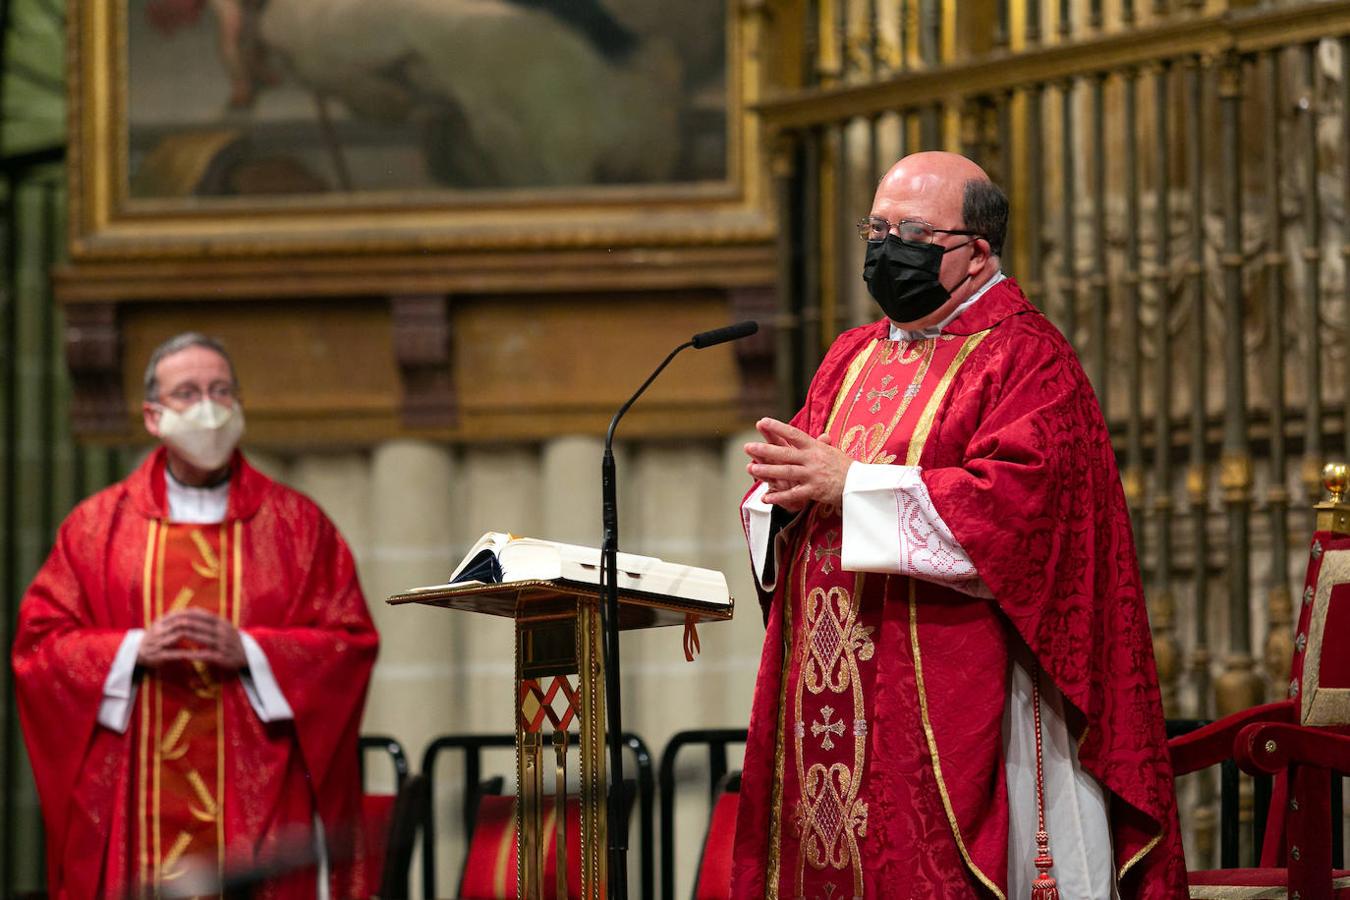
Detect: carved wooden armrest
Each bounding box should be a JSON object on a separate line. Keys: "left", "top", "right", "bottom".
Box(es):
{"left": 1168, "top": 701, "right": 1296, "bottom": 775}
{"left": 1234, "top": 721, "right": 1350, "bottom": 776}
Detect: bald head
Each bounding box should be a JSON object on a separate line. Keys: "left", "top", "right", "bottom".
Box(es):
{"left": 872, "top": 151, "right": 992, "bottom": 236}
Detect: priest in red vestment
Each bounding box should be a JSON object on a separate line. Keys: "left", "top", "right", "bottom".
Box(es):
{"left": 733, "top": 152, "right": 1186, "bottom": 898}
{"left": 13, "top": 332, "right": 379, "bottom": 898}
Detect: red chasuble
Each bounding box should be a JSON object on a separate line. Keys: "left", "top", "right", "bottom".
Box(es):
{"left": 13, "top": 448, "right": 379, "bottom": 899}
{"left": 732, "top": 278, "right": 1186, "bottom": 899}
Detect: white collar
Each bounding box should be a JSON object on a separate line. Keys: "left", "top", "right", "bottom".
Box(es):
{"left": 165, "top": 468, "right": 231, "bottom": 525}
{"left": 888, "top": 270, "right": 1006, "bottom": 342}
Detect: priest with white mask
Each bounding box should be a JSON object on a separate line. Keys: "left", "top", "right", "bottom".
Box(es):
{"left": 14, "top": 332, "right": 379, "bottom": 898}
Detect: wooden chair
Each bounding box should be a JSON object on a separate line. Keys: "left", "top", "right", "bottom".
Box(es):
{"left": 1170, "top": 467, "right": 1350, "bottom": 899}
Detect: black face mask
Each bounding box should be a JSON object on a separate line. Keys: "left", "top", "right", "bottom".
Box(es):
{"left": 862, "top": 235, "right": 976, "bottom": 324}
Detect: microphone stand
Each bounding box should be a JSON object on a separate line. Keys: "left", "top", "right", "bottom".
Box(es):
{"left": 600, "top": 321, "right": 757, "bottom": 898}
{"left": 601, "top": 339, "right": 692, "bottom": 899}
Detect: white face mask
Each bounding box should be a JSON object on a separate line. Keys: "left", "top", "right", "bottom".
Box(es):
{"left": 155, "top": 400, "right": 245, "bottom": 472}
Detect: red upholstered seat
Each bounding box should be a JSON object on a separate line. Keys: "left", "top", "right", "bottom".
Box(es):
{"left": 1170, "top": 529, "right": 1350, "bottom": 900}
{"left": 457, "top": 794, "right": 582, "bottom": 900}
{"left": 692, "top": 787, "right": 740, "bottom": 900}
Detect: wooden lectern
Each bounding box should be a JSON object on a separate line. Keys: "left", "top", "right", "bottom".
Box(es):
{"left": 389, "top": 577, "right": 732, "bottom": 899}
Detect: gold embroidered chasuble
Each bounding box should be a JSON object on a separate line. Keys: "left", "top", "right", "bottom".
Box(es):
{"left": 770, "top": 331, "right": 991, "bottom": 900}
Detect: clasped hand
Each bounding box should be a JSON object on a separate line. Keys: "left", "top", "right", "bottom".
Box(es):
{"left": 137, "top": 609, "right": 247, "bottom": 670}
{"left": 745, "top": 417, "right": 852, "bottom": 513}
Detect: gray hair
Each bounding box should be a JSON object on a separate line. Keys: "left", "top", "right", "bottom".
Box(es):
{"left": 143, "top": 332, "right": 237, "bottom": 402}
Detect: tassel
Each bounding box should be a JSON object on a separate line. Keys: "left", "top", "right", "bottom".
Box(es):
{"left": 683, "top": 614, "right": 702, "bottom": 662}
{"left": 1031, "top": 829, "right": 1059, "bottom": 899}
{"left": 1029, "top": 664, "right": 1059, "bottom": 900}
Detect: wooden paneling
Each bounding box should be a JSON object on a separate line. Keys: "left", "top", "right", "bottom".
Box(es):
{"left": 111, "top": 290, "right": 754, "bottom": 447}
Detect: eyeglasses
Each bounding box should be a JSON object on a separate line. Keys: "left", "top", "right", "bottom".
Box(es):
{"left": 160, "top": 382, "right": 238, "bottom": 406}
{"left": 856, "top": 216, "right": 984, "bottom": 244}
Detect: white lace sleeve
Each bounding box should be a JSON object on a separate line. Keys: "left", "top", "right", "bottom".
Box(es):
{"left": 840, "top": 463, "right": 991, "bottom": 598}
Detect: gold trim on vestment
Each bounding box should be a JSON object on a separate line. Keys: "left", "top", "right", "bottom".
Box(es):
{"left": 902, "top": 331, "right": 1004, "bottom": 899}
{"left": 908, "top": 580, "right": 1005, "bottom": 899}
{"left": 153, "top": 520, "right": 168, "bottom": 883}
{"left": 218, "top": 522, "right": 230, "bottom": 876}
{"left": 823, "top": 339, "right": 879, "bottom": 438}
{"left": 1117, "top": 830, "right": 1163, "bottom": 883}
{"left": 766, "top": 534, "right": 807, "bottom": 900}
{"left": 830, "top": 339, "right": 937, "bottom": 467}
{"left": 139, "top": 519, "right": 159, "bottom": 888}
{"left": 1302, "top": 549, "right": 1350, "bottom": 725}
{"left": 232, "top": 521, "right": 242, "bottom": 627}
{"left": 792, "top": 563, "right": 870, "bottom": 896}
{"left": 904, "top": 332, "right": 990, "bottom": 466}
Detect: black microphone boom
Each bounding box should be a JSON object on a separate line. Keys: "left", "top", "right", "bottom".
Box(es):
{"left": 690, "top": 319, "right": 758, "bottom": 349}
{"left": 599, "top": 320, "right": 757, "bottom": 899}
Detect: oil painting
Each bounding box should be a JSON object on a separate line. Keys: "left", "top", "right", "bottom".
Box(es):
{"left": 125, "top": 0, "right": 729, "bottom": 200}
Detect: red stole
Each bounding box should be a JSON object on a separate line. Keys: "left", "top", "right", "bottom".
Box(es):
{"left": 133, "top": 522, "right": 236, "bottom": 891}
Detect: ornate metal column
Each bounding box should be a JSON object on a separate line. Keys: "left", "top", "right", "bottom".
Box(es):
{"left": 1214, "top": 53, "right": 1264, "bottom": 719}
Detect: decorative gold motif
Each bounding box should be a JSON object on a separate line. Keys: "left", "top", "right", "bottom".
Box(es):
{"left": 185, "top": 770, "right": 219, "bottom": 823}
{"left": 1315, "top": 460, "right": 1350, "bottom": 534}
{"left": 189, "top": 530, "right": 221, "bottom": 580}
{"left": 168, "top": 587, "right": 194, "bottom": 614}
{"left": 804, "top": 587, "right": 872, "bottom": 695}
{"left": 159, "top": 831, "right": 193, "bottom": 881}
{"left": 814, "top": 531, "right": 841, "bottom": 575}
{"left": 793, "top": 569, "right": 871, "bottom": 897}
{"left": 811, "top": 706, "right": 846, "bottom": 751}
{"left": 798, "top": 763, "right": 868, "bottom": 871}
{"left": 161, "top": 710, "right": 191, "bottom": 762}
{"left": 866, "top": 375, "right": 898, "bottom": 414}
{"left": 824, "top": 340, "right": 880, "bottom": 438}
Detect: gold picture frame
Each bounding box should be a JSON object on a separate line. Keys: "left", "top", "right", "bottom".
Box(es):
{"left": 65, "top": 0, "right": 774, "bottom": 283}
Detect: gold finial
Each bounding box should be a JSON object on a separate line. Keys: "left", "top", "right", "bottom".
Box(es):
{"left": 1316, "top": 461, "right": 1350, "bottom": 535}
{"left": 1323, "top": 462, "right": 1349, "bottom": 505}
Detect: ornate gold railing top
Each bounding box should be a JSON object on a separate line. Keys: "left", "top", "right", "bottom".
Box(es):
{"left": 758, "top": 1, "right": 1350, "bottom": 130}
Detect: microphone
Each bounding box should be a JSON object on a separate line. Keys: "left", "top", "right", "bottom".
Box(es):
{"left": 598, "top": 319, "right": 757, "bottom": 898}
{"left": 691, "top": 320, "right": 758, "bottom": 349}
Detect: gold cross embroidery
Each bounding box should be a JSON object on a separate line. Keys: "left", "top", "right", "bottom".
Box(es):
{"left": 811, "top": 705, "right": 846, "bottom": 751}
{"left": 814, "top": 530, "right": 841, "bottom": 574}
{"left": 866, "top": 375, "right": 898, "bottom": 414}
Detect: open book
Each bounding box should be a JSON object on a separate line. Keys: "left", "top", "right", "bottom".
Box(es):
{"left": 394, "top": 531, "right": 731, "bottom": 612}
